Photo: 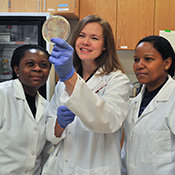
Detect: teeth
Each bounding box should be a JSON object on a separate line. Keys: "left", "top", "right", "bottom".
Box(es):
{"left": 81, "top": 48, "right": 89, "bottom": 51}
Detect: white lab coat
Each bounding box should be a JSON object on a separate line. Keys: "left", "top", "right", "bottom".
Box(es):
{"left": 0, "top": 79, "right": 50, "bottom": 175}
{"left": 43, "top": 69, "right": 130, "bottom": 175}
{"left": 123, "top": 76, "right": 175, "bottom": 175}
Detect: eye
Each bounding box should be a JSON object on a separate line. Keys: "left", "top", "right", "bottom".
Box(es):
{"left": 78, "top": 33, "right": 85, "bottom": 38}
{"left": 26, "top": 61, "right": 34, "bottom": 67}
{"left": 134, "top": 57, "right": 139, "bottom": 63}
{"left": 92, "top": 37, "right": 99, "bottom": 40}
{"left": 40, "top": 62, "right": 49, "bottom": 69}
{"left": 145, "top": 57, "right": 153, "bottom": 61}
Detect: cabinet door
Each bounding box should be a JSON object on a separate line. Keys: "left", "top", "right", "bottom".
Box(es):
{"left": 155, "top": 0, "right": 175, "bottom": 35}
{"left": 79, "top": 0, "right": 117, "bottom": 39}
{"left": 0, "top": 0, "right": 9, "bottom": 12}
{"left": 117, "top": 0, "right": 154, "bottom": 50}
{"left": 9, "top": 0, "right": 42, "bottom": 12}
{"left": 44, "top": 0, "right": 79, "bottom": 19}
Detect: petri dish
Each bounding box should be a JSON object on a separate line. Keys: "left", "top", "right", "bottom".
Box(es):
{"left": 42, "top": 15, "right": 71, "bottom": 44}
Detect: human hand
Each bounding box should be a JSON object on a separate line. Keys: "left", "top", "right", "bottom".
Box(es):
{"left": 49, "top": 38, "right": 75, "bottom": 82}
{"left": 57, "top": 105, "right": 75, "bottom": 128}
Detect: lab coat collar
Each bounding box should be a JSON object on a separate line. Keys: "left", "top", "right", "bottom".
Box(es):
{"left": 13, "top": 79, "right": 46, "bottom": 123}
{"left": 132, "top": 75, "right": 175, "bottom": 123}
{"left": 85, "top": 68, "right": 109, "bottom": 93}
{"left": 13, "top": 79, "right": 26, "bottom": 100}
{"left": 155, "top": 75, "right": 175, "bottom": 101}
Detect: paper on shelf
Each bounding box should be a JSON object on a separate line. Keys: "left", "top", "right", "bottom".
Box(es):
{"left": 159, "top": 30, "right": 175, "bottom": 51}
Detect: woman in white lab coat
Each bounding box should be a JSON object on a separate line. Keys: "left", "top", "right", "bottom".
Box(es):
{"left": 123, "top": 35, "right": 175, "bottom": 175}
{"left": 0, "top": 45, "right": 51, "bottom": 175}
{"left": 42, "top": 15, "right": 130, "bottom": 175}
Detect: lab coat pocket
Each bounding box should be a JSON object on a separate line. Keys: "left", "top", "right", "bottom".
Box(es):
{"left": 75, "top": 166, "right": 109, "bottom": 175}
{"left": 141, "top": 130, "right": 172, "bottom": 164}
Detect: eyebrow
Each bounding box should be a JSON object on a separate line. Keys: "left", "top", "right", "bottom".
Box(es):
{"left": 144, "top": 54, "right": 158, "bottom": 58}
{"left": 80, "top": 32, "right": 101, "bottom": 38}
{"left": 134, "top": 54, "right": 157, "bottom": 57}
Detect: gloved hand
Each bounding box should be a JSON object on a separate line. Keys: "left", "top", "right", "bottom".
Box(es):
{"left": 49, "top": 38, "right": 75, "bottom": 82}
{"left": 57, "top": 105, "right": 75, "bottom": 128}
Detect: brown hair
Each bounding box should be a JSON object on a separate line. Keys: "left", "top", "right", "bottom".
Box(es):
{"left": 69, "top": 15, "right": 124, "bottom": 74}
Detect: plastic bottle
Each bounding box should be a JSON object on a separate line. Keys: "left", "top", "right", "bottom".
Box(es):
{"left": 2, "top": 59, "right": 10, "bottom": 75}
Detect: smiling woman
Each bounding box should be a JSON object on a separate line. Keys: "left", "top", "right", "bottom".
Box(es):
{"left": 0, "top": 44, "right": 52, "bottom": 175}
{"left": 42, "top": 15, "right": 130, "bottom": 175}
{"left": 13, "top": 47, "right": 51, "bottom": 96}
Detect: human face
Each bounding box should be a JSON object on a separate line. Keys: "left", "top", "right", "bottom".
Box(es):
{"left": 14, "top": 49, "right": 50, "bottom": 96}
{"left": 75, "top": 22, "right": 105, "bottom": 64}
{"left": 133, "top": 42, "right": 171, "bottom": 91}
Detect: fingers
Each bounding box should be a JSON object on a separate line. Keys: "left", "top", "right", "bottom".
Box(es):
{"left": 50, "top": 50, "right": 62, "bottom": 58}
{"left": 58, "top": 106, "right": 75, "bottom": 116}
{"left": 49, "top": 51, "right": 69, "bottom": 65}
{"left": 49, "top": 56, "right": 62, "bottom": 65}
{"left": 51, "top": 38, "right": 70, "bottom": 49}
{"left": 57, "top": 105, "right": 75, "bottom": 128}
{"left": 59, "top": 105, "right": 69, "bottom": 111}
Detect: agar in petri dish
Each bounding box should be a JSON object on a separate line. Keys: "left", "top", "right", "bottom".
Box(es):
{"left": 42, "top": 15, "right": 71, "bottom": 43}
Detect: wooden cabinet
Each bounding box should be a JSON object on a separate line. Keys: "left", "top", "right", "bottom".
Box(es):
{"left": 155, "top": 0, "right": 175, "bottom": 35}
{"left": 7, "top": 0, "right": 79, "bottom": 19}
{"left": 9, "top": 0, "right": 42, "bottom": 12}
{"left": 2, "top": 0, "right": 175, "bottom": 50}
{"left": 117, "top": 0, "right": 154, "bottom": 50}
{"left": 80, "top": 0, "right": 154, "bottom": 50}
{"left": 0, "top": 0, "right": 9, "bottom": 12}
{"left": 44, "top": 0, "right": 79, "bottom": 19}
{"left": 80, "top": 0, "right": 117, "bottom": 39}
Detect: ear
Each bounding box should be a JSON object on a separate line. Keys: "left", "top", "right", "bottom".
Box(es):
{"left": 14, "top": 65, "right": 19, "bottom": 77}
{"left": 164, "top": 57, "right": 172, "bottom": 70}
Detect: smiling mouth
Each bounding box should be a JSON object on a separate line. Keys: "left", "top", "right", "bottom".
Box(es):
{"left": 80, "top": 48, "right": 91, "bottom": 52}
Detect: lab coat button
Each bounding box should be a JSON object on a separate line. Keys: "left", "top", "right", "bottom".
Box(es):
{"left": 130, "top": 162, "right": 135, "bottom": 168}
{"left": 34, "top": 127, "right": 38, "bottom": 131}
{"left": 130, "top": 131, "right": 135, "bottom": 138}
{"left": 68, "top": 132, "right": 71, "bottom": 135}
{"left": 31, "top": 151, "right": 35, "bottom": 156}
{"left": 65, "top": 159, "right": 68, "bottom": 163}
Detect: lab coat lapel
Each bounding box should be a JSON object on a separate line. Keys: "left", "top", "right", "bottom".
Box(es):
{"left": 133, "top": 76, "right": 175, "bottom": 123}
{"left": 86, "top": 69, "right": 107, "bottom": 92}
{"left": 35, "top": 93, "right": 47, "bottom": 123}
{"left": 132, "top": 96, "right": 142, "bottom": 124}
{"left": 140, "top": 77, "right": 174, "bottom": 119}
{"left": 13, "top": 79, "right": 34, "bottom": 119}
{"left": 13, "top": 79, "right": 25, "bottom": 100}
{"left": 139, "top": 99, "right": 158, "bottom": 118}
{"left": 13, "top": 79, "right": 46, "bottom": 122}
{"left": 132, "top": 85, "right": 158, "bottom": 123}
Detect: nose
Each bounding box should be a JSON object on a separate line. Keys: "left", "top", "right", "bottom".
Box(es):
{"left": 82, "top": 37, "right": 90, "bottom": 46}
{"left": 33, "top": 64, "right": 42, "bottom": 72}
{"left": 137, "top": 60, "right": 145, "bottom": 69}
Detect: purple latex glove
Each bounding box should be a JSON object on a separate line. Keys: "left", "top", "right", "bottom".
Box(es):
{"left": 49, "top": 38, "right": 75, "bottom": 82}
{"left": 57, "top": 105, "right": 75, "bottom": 128}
